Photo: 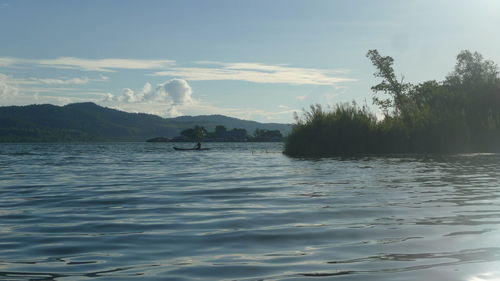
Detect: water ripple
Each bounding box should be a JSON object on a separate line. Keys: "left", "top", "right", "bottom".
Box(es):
{"left": 2, "top": 143, "right": 500, "bottom": 280}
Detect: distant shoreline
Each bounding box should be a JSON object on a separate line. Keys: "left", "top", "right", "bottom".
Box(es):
{"left": 146, "top": 137, "right": 284, "bottom": 143}
{"left": 0, "top": 102, "right": 290, "bottom": 143}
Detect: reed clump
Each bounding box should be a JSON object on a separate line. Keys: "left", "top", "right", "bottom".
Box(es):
{"left": 284, "top": 103, "right": 377, "bottom": 156}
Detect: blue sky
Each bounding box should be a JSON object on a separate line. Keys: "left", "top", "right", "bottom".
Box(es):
{"left": 1, "top": 0, "right": 500, "bottom": 123}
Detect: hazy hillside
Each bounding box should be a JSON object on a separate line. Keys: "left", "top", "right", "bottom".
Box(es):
{"left": 0, "top": 102, "right": 291, "bottom": 142}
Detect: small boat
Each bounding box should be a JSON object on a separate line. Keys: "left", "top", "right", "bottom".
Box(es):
{"left": 173, "top": 147, "right": 210, "bottom": 151}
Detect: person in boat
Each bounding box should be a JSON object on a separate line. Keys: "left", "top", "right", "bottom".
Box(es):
{"left": 195, "top": 142, "right": 201, "bottom": 150}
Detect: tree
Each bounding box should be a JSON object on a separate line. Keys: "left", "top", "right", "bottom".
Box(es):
{"left": 446, "top": 50, "right": 498, "bottom": 86}
{"left": 180, "top": 125, "right": 207, "bottom": 140}
{"left": 253, "top": 128, "right": 282, "bottom": 140}
{"left": 227, "top": 128, "right": 247, "bottom": 140}
{"left": 180, "top": 128, "right": 195, "bottom": 139}
{"left": 366, "top": 50, "right": 412, "bottom": 116}
{"left": 444, "top": 50, "right": 500, "bottom": 147}
{"left": 193, "top": 125, "right": 207, "bottom": 140}
{"left": 214, "top": 125, "right": 227, "bottom": 138}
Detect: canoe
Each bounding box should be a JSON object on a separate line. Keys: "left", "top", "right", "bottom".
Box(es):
{"left": 173, "top": 147, "right": 210, "bottom": 151}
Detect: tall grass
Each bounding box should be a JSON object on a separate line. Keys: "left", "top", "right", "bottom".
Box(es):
{"left": 284, "top": 101, "right": 496, "bottom": 157}
{"left": 284, "top": 103, "right": 377, "bottom": 156}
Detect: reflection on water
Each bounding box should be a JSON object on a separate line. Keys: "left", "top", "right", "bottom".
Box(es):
{"left": 1, "top": 143, "right": 500, "bottom": 280}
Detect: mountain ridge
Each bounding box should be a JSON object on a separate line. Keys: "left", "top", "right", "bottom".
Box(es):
{"left": 0, "top": 102, "right": 291, "bottom": 142}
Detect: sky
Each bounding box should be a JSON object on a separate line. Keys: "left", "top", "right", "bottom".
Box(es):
{"left": 1, "top": 0, "right": 500, "bottom": 123}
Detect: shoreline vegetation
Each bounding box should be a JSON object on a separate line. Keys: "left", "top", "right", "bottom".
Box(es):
{"left": 284, "top": 50, "right": 500, "bottom": 157}
{"left": 147, "top": 126, "right": 284, "bottom": 143}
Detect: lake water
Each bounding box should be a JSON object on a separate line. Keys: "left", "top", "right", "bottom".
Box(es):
{"left": 1, "top": 142, "right": 500, "bottom": 281}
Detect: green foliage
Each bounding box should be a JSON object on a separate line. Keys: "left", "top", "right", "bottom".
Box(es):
{"left": 285, "top": 103, "right": 377, "bottom": 156}
{"left": 447, "top": 50, "right": 498, "bottom": 86}
{"left": 366, "top": 49, "right": 412, "bottom": 116}
{"left": 253, "top": 128, "right": 282, "bottom": 140}
{"left": 214, "top": 125, "right": 227, "bottom": 137}
{"left": 181, "top": 125, "right": 207, "bottom": 140}
{"left": 285, "top": 49, "right": 500, "bottom": 157}
{"left": 178, "top": 125, "right": 283, "bottom": 142}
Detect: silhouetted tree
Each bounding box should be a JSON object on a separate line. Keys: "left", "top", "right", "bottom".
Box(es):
{"left": 214, "top": 125, "right": 227, "bottom": 138}
{"left": 181, "top": 125, "right": 207, "bottom": 140}
{"left": 253, "top": 128, "right": 282, "bottom": 140}
{"left": 366, "top": 49, "right": 412, "bottom": 116}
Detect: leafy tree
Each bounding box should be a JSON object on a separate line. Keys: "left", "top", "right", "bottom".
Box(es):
{"left": 253, "top": 128, "right": 282, "bottom": 139}
{"left": 180, "top": 125, "right": 207, "bottom": 140}
{"left": 446, "top": 50, "right": 498, "bottom": 86}
{"left": 194, "top": 125, "right": 207, "bottom": 140}
{"left": 180, "top": 128, "right": 195, "bottom": 139}
{"left": 214, "top": 125, "right": 227, "bottom": 138}
{"left": 366, "top": 50, "right": 412, "bottom": 116}
{"left": 227, "top": 128, "right": 247, "bottom": 140}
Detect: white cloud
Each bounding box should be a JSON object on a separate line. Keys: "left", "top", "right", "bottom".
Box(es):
{"left": 33, "top": 77, "right": 90, "bottom": 85}
{"left": 99, "top": 74, "right": 110, "bottom": 81}
{"left": 103, "top": 93, "right": 114, "bottom": 102}
{"left": 15, "top": 87, "right": 104, "bottom": 94}
{"left": 151, "top": 62, "right": 354, "bottom": 85}
{"left": 165, "top": 106, "right": 181, "bottom": 117}
{"left": 0, "top": 56, "right": 175, "bottom": 72}
{"left": 114, "top": 83, "right": 153, "bottom": 103}
{"left": 1, "top": 56, "right": 353, "bottom": 86}
{"left": 107, "top": 82, "right": 151, "bottom": 103}
{"left": 0, "top": 73, "right": 18, "bottom": 99}
{"left": 121, "top": 88, "right": 137, "bottom": 103}
{"left": 104, "top": 79, "right": 193, "bottom": 117}
{"left": 14, "top": 75, "right": 110, "bottom": 86}
{"left": 102, "top": 77, "right": 298, "bottom": 121}
{"left": 139, "top": 82, "right": 153, "bottom": 100}
{"left": 155, "top": 79, "right": 193, "bottom": 105}
{"left": 36, "top": 57, "right": 175, "bottom": 72}
{"left": 0, "top": 57, "right": 18, "bottom": 67}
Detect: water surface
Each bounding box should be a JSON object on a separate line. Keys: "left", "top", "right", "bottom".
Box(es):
{"left": 1, "top": 143, "right": 500, "bottom": 280}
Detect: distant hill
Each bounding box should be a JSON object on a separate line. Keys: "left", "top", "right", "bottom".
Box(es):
{"left": 0, "top": 102, "right": 291, "bottom": 142}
